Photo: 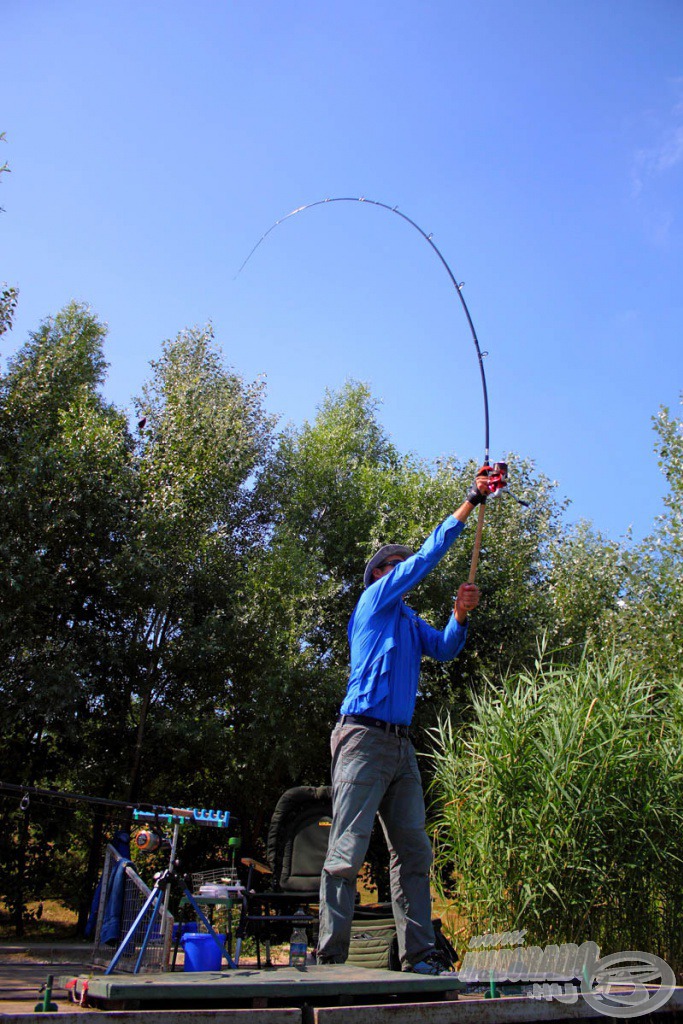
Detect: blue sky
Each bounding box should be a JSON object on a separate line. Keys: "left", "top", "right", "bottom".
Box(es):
{"left": 2, "top": 0, "right": 682, "bottom": 544}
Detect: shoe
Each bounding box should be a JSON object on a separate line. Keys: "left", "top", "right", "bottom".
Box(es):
{"left": 404, "top": 949, "right": 453, "bottom": 975}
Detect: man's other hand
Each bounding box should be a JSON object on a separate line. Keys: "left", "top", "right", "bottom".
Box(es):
{"left": 454, "top": 583, "right": 480, "bottom": 623}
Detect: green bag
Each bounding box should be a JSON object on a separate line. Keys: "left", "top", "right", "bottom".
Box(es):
{"left": 347, "top": 917, "right": 399, "bottom": 970}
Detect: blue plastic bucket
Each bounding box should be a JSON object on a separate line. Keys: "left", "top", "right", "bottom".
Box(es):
{"left": 172, "top": 922, "right": 199, "bottom": 944}
{"left": 180, "top": 932, "right": 226, "bottom": 972}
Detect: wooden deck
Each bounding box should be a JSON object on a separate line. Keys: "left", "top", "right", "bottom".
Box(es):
{"left": 62, "top": 964, "right": 464, "bottom": 1010}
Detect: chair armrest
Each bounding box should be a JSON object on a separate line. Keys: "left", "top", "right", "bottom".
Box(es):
{"left": 241, "top": 856, "right": 272, "bottom": 876}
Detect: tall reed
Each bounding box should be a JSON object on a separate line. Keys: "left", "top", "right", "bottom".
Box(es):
{"left": 428, "top": 648, "right": 683, "bottom": 973}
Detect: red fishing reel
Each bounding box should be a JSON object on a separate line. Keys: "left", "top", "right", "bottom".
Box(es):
{"left": 479, "top": 462, "right": 508, "bottom": 495}
{"left": 479, "top": 461, "right": 529, "bottom": 506}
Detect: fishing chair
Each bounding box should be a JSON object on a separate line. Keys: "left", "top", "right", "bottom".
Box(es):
{"left": 236, "top": 785, "right": 333, "bottom": 967}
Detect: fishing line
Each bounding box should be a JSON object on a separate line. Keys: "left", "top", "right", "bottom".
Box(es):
{"left": 236, "top": 196, "right": 491, "bottom": 465}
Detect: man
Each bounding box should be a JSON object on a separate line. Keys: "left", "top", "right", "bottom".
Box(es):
{"left": 317, "top": 468, "right": 492, "bottom": 974}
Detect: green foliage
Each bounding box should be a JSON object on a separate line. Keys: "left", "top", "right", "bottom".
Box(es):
{"left": 136, "top": 326, "right": 272, "bottom": 553}
{"left": 0, "top": 285, "right": 18, "bottom": 337}
{"left": 0, "top": 303, "right": 137, "bottom": 931}
{"left": 0, "top": 309, "right": 278, "bottom": 928}
{"left": 0, "top": 303, "right": 134, "bottom": 763}
{"left": 264, "top": 380, "right": 401, "bottom": 658}
{"left": 429, "top": 648, "right": 683, "bottom": 971}
{"left": 600, "top": 396, "right": 683, "bottom": 677}
{"left": 121, "top": 324, "right": 276, "bottom": 802}
{"left": 545, "top": 520, "right": 627, "bottom": 654}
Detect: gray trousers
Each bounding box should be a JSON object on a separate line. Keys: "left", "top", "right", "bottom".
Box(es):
{"left": 317, "top": 721, "right": 436, "bottom": 966}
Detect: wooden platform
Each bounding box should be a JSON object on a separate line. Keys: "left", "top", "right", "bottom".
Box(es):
{"left": 52, "top": 965, "right": 683, "bottom": 1024}
{"left": 63, "top": 964, "right": 464, "bottom": 1010}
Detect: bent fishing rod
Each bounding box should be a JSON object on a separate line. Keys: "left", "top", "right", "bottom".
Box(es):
{"left": 237, "top": 196, "right": 518, "bottom": 581}
{"left": 238, "top": 196, "right": 491, "bottom": 467}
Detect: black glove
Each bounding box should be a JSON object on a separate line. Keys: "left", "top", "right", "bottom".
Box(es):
{"left": 466, "top": 485, "right": 486, "bottom": 506}
{"left": 466, "top": 465, "right": 491, "bottom": 506}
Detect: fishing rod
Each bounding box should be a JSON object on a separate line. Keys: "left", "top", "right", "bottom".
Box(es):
{"left": 238, "top": 196, "right": 491, "bottom": 465}
{"left": 0, "top": 780, "right": 231, "bottom": 828}
{"left": 237, "top": 196, "right": 523, "bottom": 580}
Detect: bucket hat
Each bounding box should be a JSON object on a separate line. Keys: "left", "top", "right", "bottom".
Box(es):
{"left": 363, "top": 544, "right": 413, "bottom": 588}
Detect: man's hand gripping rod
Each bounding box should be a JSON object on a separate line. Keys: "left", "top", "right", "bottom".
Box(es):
{"left": 467, "top": 463, "right": 509, "bottom": 584}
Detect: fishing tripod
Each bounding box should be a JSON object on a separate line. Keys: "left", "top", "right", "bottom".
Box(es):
{"left": 105, "top": 819, "right": 237, "bottom": 974}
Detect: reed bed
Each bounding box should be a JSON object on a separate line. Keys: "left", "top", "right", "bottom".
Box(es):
{"left": 428, "top": 648, "right": 683, "bottom": 974}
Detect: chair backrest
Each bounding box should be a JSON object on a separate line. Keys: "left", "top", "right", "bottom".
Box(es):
{"left": 266, "top": 786, "right": 333, "bottom": 893}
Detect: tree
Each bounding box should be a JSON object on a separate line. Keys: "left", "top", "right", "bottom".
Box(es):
{"left": 0, "top": 310, "right": 278, "bottom": 930}
{"left": 605, "top": 395, "right": 683, "bottom": 677}
{"left": 0, "top": 302, "right": 135, "bottom": 932}
{"left": 0, "top": 312, "right": 643, "bottom": 931}
{"left": 0, "top": 285, "right": 18, "bottom": 338}
{"left": 116, "top": 324, "right": 276, "bottom": 804}
{"left": 544, "top": 520, "right": 627, "bottom": 654}
{"left": 0, "top": 303, "right": 134, "bottom": 775}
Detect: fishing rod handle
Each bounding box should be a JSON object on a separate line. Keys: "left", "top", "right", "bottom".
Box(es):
{"left": 468, "top": 504, "right": 486, "bottom": 584}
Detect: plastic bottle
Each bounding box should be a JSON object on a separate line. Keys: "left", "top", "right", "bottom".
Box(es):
{"left": 289, "top": 908, "right": 308, "bottom": 968}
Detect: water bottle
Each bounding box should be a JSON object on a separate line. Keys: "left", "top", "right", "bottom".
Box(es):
{"left": 288, "top": 908, "right": 308, "bottom": 968}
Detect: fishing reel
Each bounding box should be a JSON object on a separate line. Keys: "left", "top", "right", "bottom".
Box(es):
{"left": 481, "top": 462, "right": 529, "bottom": 507}
{"left": 481, "top": 462, "right": 508, "bottom": 495}
{"left": 134, "top": 828, "right": 171, "bottom": 854}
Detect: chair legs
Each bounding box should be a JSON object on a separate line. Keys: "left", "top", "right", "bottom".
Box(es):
{"left": 254, "top": 933, "right": 274, "bottom": 969}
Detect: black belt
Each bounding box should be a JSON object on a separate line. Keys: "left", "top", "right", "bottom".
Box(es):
{"left": 337, "top": 714, "right": 410, "bottom": 738}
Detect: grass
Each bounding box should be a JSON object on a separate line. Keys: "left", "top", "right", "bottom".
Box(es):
{"left": 427, "top": 647, "right": 683, "bottom": 974}
{"left": 0, "top": 900, "right": 79, "bottom": 942}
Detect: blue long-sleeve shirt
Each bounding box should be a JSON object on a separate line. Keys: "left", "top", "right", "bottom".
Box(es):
{"left": 340, "top": 515, "right": 468, "bottom": 726}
